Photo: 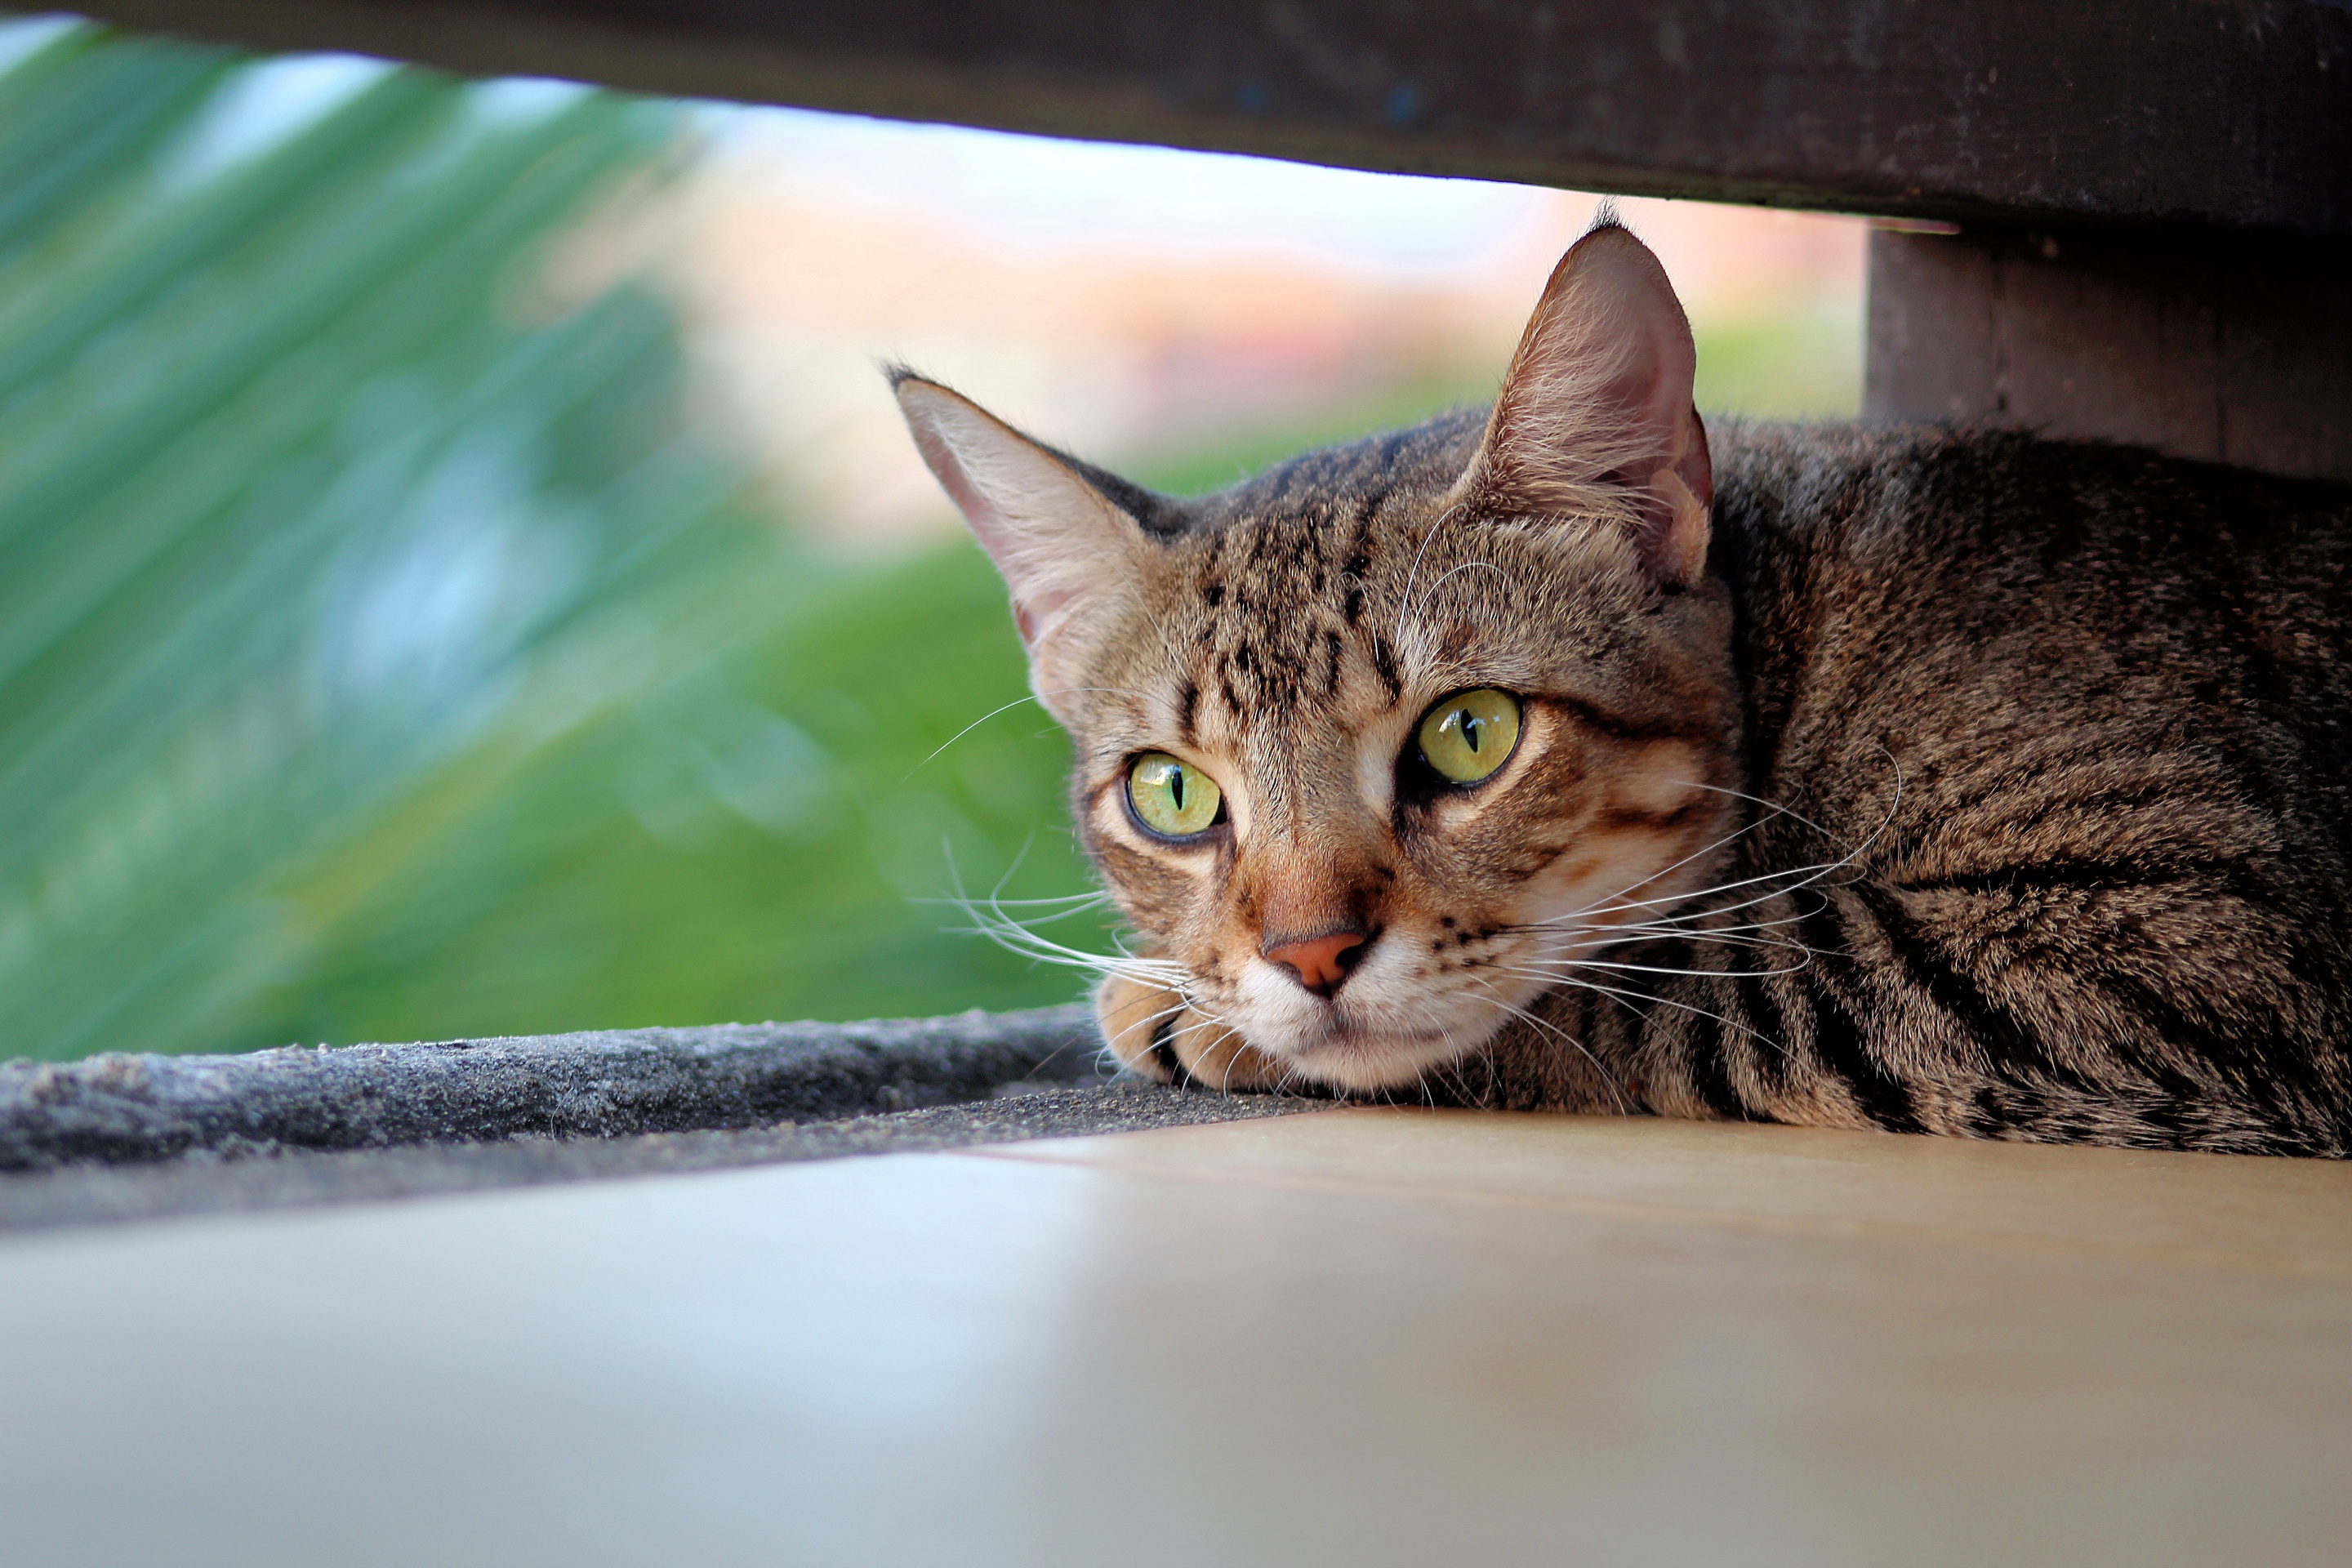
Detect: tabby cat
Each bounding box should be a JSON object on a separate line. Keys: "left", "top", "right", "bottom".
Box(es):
{"left": 893, "top": 217, "right": 2352, "bottom": 1156}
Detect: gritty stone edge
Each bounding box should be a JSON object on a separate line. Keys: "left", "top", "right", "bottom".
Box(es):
{"left": 0, "top": 1004, "right": 1110, "bottom": 1174}
{"left": 0, "top": 1084, "right": 1334, "bottom": 1235}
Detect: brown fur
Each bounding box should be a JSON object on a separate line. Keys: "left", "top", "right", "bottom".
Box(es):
{"left": 896, "top": 227, "right": 2352, "bottom": 1157}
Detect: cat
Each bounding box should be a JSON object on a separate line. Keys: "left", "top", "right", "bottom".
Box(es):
{"left": 893, "top": 215, "right": 2352, "bottom": 1157}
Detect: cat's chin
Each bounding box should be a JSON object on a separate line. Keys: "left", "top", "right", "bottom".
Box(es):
{"left": 1238, "top": 971, "right": 1515, "bottom": 1092}
{"left": 1095, "top": 972, "right": 1483, "bottom": 1094}
{"left": 1272, "top": 1021, "right": 1485, "bottom": 1093}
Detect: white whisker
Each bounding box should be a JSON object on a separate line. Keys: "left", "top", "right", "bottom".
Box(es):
{"left": 1459, "top": 973, "right": 1630, "bottom": 1113}
{"left": 905, "top": 684, "right": 1168, "bottom": 780}
{"left": 1555, "top": 797, "right": 1804, "bottom": 917}
{"left": 943, "top": 855, "right": 1187, "bottom": 992}
{"left": 1504, "top": 955, "right": 1813, "bottom": 981}
{"left": 1392, "top": 501, "right": 1468, "bottom": 645}
{"left": 1495, "top": 968, "right": 1790, "bottom": 1058}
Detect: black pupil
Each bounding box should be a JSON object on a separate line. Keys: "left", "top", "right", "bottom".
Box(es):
{"left": 1461, "top": 710, "right": 1482, "bottom": 751}
{"left": 1167, "top": 767, "right": 1186, "bottom": 809}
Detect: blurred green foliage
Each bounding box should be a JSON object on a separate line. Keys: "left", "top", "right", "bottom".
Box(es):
{"left": 1692, "top": 302, "right": 1863, "bottom": 421}
{"left": 0, "top": 22, "right": 1102, "bottom": 1060}
{"left": 258, "top": 540, "right": 1105, "bottom": 1047}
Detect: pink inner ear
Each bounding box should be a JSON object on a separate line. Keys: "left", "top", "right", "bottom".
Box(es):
{"left": 1572, "top": 235, "right": 1712, "bottom": 509}
{"left": 897, "top": 380, "right": 1104, "bottom": 648}
{"left": 1476, "top": 224, "right": 1715, "bottom": 585}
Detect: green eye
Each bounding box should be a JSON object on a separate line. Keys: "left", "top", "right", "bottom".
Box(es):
{"left": 1128, "top": 752, "right": 1224, "bottom": 838}
{"left": 1417, "top": 688, "right": 1523, "bottom": 785}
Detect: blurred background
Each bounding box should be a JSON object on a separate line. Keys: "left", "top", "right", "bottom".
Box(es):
{"left": 0, "top": 15, "right": 1864, "bottom": 1061}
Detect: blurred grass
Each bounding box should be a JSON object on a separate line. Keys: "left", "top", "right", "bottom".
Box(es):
{"left": 1148, "top": 302, "right": 1860, "bottom": 501}
{"left": 0, "top": 22, "right": 1860, "bottom": 1061}
{"left": 1693, "top": 302, "right": 1863, "bottom": 419}
{"left": 251, "top": 538, "right": 1103, "bottom": 1046}
{"left": 0, "top": 22, "right": 1106, "bottom": 1059}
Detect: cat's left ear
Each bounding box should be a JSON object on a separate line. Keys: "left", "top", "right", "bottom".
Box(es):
{"left": 893, "top": 373, "right": 1150, "bottom": 657}
{"left": 1454, "top": 217, "right": 1713, "bottom": 588}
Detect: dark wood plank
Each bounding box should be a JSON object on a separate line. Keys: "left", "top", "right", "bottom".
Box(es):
{"left": 74, "top": 0, "right": 2352, "bottom": 234}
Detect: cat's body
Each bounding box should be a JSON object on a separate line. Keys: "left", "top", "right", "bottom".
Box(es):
{"left": 1411, "top": 414, "right": 2352, "bottom": 1152}
{"left": 897, "top": 220, "right": 2352, "bottom": 1156}
{"left": 1668, "top": 423, "right": 2352, "bottom": 1154}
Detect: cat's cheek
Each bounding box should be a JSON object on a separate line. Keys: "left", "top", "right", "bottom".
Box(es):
{"left": 1095, "top": 973, "right": 1183, "bottom": 1076}
{"left": 1084, "top": 817, "right": 1215, "bottom": 939}
{"left": 1094, "top": 973, "right": 1288, "bottom": 1090}
{"left": 1524, "top": 835, "right": 1673, "bottom": 923}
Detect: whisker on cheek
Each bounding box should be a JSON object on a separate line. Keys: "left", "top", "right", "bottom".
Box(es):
{"left": 1456, "top": 973, "right": 1631, "bottom": 1114}
{"left": 1490, "top": 965, "right": 1791, "bottom": 1059}
{"left": 1099, "top": 993, "right": 1194, "bottom": 1060}
{"left": 1504, "top": 954, "right": 1812, "bottom": 980}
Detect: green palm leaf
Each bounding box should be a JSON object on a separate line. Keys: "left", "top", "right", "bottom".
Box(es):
{"left": 0, "top": 20, "right": 1103, "bottom": 1062}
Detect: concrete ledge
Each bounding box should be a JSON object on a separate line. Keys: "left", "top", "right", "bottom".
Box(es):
{"left": 0, "top": 1081, "right": 1325, "bottom": 1233}
{"left": 0, "top": 1004, "right": 1106, "bottom": 1173}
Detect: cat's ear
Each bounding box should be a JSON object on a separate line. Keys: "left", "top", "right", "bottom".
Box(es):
{"left": 893, "top": 373, "right": 1147, "bottom": 650}
{"left": 1454, "top": 216, "right": 1713, "bottom": 587}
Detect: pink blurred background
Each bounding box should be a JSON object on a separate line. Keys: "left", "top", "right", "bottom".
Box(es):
{"left": 561, "top": 108, "right": 1869, "bottom": 550}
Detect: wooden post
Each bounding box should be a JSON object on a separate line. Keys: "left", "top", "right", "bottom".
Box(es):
{"left": 1867, "top": 229, "right": 2352, "bottom": 484}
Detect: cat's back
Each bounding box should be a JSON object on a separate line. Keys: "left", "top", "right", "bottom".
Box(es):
{"left": 1707, "top": 423, "right": 2352, "bottom": 1131}
{"left": 1712, "top": 422, "right": 2352, "bottom": 804}
{"left": 1713, "top": 420, "right": 2352, "bottom": 619}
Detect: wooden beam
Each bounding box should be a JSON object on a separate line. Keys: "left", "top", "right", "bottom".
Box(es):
{"left": 65, "top": 0, "right": 2352, "bottom": 481}
{"left": 73, "top": 0, "right": 2352, "bottom": 235}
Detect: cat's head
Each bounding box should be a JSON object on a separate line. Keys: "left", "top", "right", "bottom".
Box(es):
{"left": 893, "top": 220, "right": 1743, "bottom": 1097}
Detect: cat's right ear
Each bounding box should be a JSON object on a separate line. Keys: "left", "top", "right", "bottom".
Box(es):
{"left": 892, "top": 373, "right": 1146, "bottom": 653}
{"left": 1453, "top": 217, "right": 1713, "bottom": 589}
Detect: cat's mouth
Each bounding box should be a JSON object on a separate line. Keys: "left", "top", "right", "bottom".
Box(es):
{"left": 1247, "top": 1003, "right": 1501, "bottom": 1090}
{"left": 1198, "top": 933, "right": 1545, "bottom": 1089}
{"left": 1273, "top": 1027, "right": 1480, "bottom": 1092}
{"left": 1307, "top": 1019, "right": 1451, "bottom": 1050}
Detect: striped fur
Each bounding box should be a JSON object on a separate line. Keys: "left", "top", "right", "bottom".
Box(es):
{"left": 898, "top": 241, "right": 2352, "bottom": 1157}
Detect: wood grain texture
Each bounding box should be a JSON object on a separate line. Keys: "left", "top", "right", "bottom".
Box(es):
{"left": 75, "top": 0, "right": 2352, "bottom": 234}
{"left": 7, "top": 1111, "right": 2349, "bottom": 1565}
{"left": 1867, "top": 228, "right": 2352, "bottom": 483}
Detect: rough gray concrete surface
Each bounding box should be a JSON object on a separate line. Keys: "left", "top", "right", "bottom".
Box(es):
{"left": 0, "top": 1082, "right": 1328, "bottom": 1234}
{"left": 0, "top": 1005, "right": 1110, "bottom": 1174}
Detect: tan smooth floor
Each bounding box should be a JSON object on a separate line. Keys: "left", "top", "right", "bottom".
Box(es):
{"left": 4, "top": 1108, "right": 2349, "bottom": 1568}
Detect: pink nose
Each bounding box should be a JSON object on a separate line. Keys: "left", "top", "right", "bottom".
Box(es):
{"left": 1263, "top": 929, "right": 1368, "bottom": 997}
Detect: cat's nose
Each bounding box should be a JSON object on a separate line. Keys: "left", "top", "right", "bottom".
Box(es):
{"left": 1262, "top": 927, "right": 1370, "bottom": 998}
